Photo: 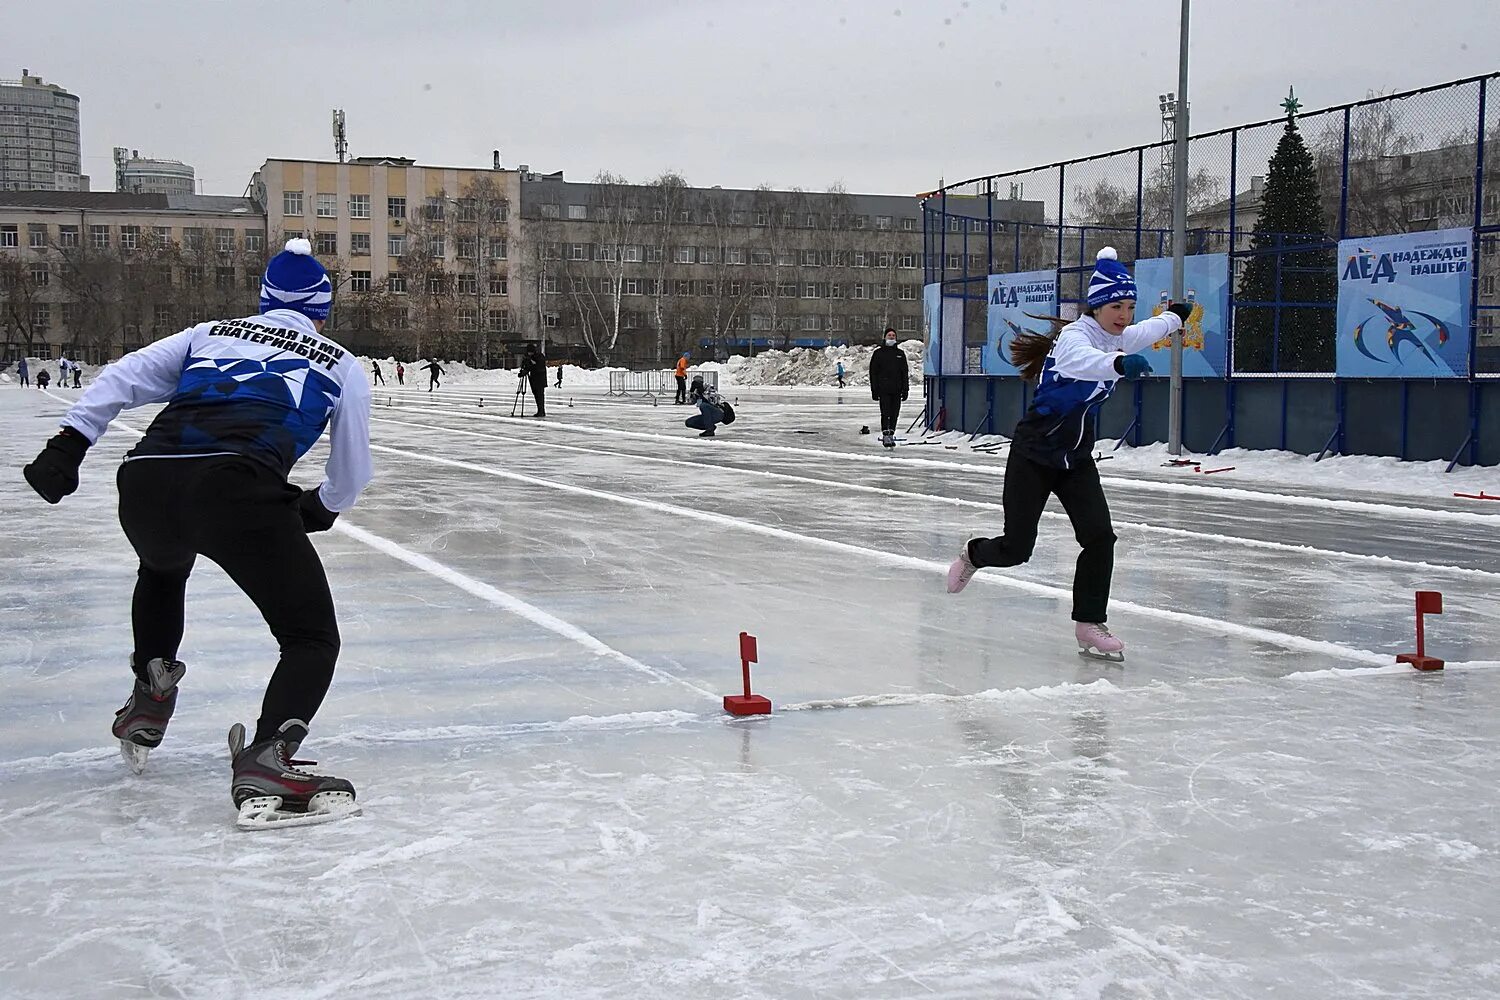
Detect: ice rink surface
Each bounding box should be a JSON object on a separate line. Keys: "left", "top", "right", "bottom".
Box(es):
{"left": 2, "top": 380, "right": 1498, "bottom": 999}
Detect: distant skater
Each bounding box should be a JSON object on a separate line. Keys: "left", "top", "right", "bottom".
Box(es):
{"left": 868, "top": 328, "right": 908, "bottom": 449}
{"left": 422, "top": 360, "right": 444, "bottom": 392}
{"left": 371, "top": 360, "right": 385, "bottom": 386}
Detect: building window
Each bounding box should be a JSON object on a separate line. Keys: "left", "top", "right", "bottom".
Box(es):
{"left": 853, "top": 216, "right": 868, "bottom": 229}
{"left": 567, "top": 204, "right": 588, "bottom": 220}
{"left": 32, "top": 304, "right": 50, "bottom": 329}
{"left": 154, "top": 304, "right": 175, "bottom": 329}
{"left": 28, "top": 224, "right": 47, "bottom": 248}
{"left": 456, "top": 274, "right": 478, "bottom": 294}
{"left": 458, "top": 308, "right": 477, "bottom": 331}
{"left": 351, "top": 233, "right": 371, "bottom": 256}
{"left": 544, "top": 313, "right": 559, "bottom": 328}
{"left": 623, "top": 244, "right": 642, "bottom": 263}
{"left": 183, "top": 227, "right": 204, "bottom": 250}
{"left": 29, "top": 262, "right": 48, "bottom": 285}
{"left": 875, "top": 283, "right": 890, "bottom": 299}
{"left": 317, "top": 193, "right": 337, "bottom": 218}
{"left": 456, "top": 199, "right": 478, "bottom": 223}
{"left": 543, "top": 275, "right": 559, "bottom": 294}
{"left": 946, "top": 253, "right": 962, "bottom": 269}
{"left": 802, "top": 315, "right": 820, "bottom": 331}
{"left": 898, "top": 284, "right": 918, "bottom": 301}
{"left": 285, "top": 229, "right": 303, "bottom": 241}
{"left": 674, "top": 246, "right": 695, "bottom": 264}
{"left": 751, "top": 314, "right": 771, "bottom": 331}
{"left": 543, "top": 242, "right": 559, "bottom": 260}
{"left": 489, "top": 276, "right": 508, "bottom": 296}
{"left": 875, "top": 216, "right": 893, "bottom": 231}
{"left": 540, "top": 203, "right": 560, "bottom": 219}
{"left": 852, "top": 251, "right": 868, "bottom": 268}
{"left": 388, "top": 234, "right": 406, "bottom": 257}
{"left": 388, "top": 196, "right": 406, "bottom": 219}
{"left": 120, "top": 226, "right": 140, "bottom": 251}
{"left": 803, "top": 283, "right": 820, "bottom": 298}
{"left": 729, "top": 211, "right": 746, "bottom": 226}
{"left": 567, "top": 243, "right": 587, "bottom": 261}
{"left": 800, "top": 250, "right": 820, "bottom": 267}
{"left": 725, "top": 247, "right": 746, "bottom": 265}
{"left": 284, "top": 190, "right": 303, "bottom": 216}
{"left": 876, "top": 252, "right": 893, "bottom": 269}
{"left": 349, "top": 194, "right": 370, "bottom": 219}
{"left": 214, "top": 228, "right": 233, "bottom": 253}
{"left": 754, "top": 211, "right": 769, "bottom": 227}
{"left": 489, "top": 238, "right": 507, "bottom": 260}
{"left": 853, "top": 283, "right": 867, "bottom": 300}
{"left": 775, "top": 250, "right": 795, "bottom": 267}
{"left": 216, "top": 267, "right": 235, "bottom": 289}
{"left": 245, "top": 231, "right": 264, "bottom": 253}
{"left": 457, "top": 237, "right": 476, "bottom": 260}
{"left": 491, "top": 202, "right": 509, "bottom": 223}
{"left": 392, "top": 306, "right": 409, "bottom": 329}
{"left": 350, "top": 270, "right": 371, "bottom": 293}
{"left": 901, "top": 217, "right": 916, "bottom": 231}
{"left": 699, "top": 247, "right": 717, "bottom": 265}
{"left": 646, "top": 245, "right": 663, "bottom": 264}
{"left": 898, "top": 252, "right": 917, "bottom": 269}
{"left": 58, "top": 226, "right": 79, "bottom": 248}
{"left": 899, "top": 316, "right": 918, "bottom": 332}
{"left": 186, "top": 267, "right": 204, "bottom": 287}
{"left": 316, "top": 231, "right": 338, "bottom": 256}
{"left": 152, "top": 225, "right": 172, "bottom": 245}
{"left": 624, "top": 278, "right": 643, "bottom": 295}
{"left": 830, "top": 282, "right": 844, "bottom": 299}
{"left": 492, "top": 309, "right": 511, "bottom": 332}
{"left": 750, "top": 249, "right": 771, "bottom": 266}
{"left": 388, "top": 274, "right": 407, "bottom": 294}
{"left": 91, "top": 225, "right": 110, "bottom": 249}
{"left": 777, "top": 281, "right": 797, "bottom": 298}
{"left": 427, "top": 275, "right": 447, "bottom": 295}
{"left": 597, "top": 244, "right": 616, "bottom": 263}
{"left": 429, "top": 236, "right": 445, "bottom": 257}
{"left": 425, "top": 197, "right": 445, "bottom": 222}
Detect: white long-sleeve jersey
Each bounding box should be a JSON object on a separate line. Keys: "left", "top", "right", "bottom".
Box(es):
{"left": 1012, "top": 311, "right": 1182, "bottom": 469}
{"left": 61, "top": 309, "right": 372, "bottom": 512}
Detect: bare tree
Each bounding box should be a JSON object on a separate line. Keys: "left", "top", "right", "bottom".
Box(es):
{"left": 589, "top": 171, "right": 643, "bottom": 357}
{"left": 0, "top": 254, "right": 48, "bottom": 356}
{"left": 397, "top": 212, "right": 454, "bottom": 359}
{"left": 450, "top": 172, "right": 509, "bottom": 366}
{"left": 698, "top": 186, "right": 753, "bottom": 351}
{"left": 645, "top": 171, "right": 687, "bottom": 364}
{"left": 1312, "top": 97, "right": 1416, "bottom": 238}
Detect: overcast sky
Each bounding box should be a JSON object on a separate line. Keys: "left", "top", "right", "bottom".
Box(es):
{"left": 8, "top": 0, "right": 1498, "bottom": 198}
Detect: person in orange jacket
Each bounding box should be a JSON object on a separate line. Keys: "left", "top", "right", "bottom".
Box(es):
{"left": 674, "top": 353, "right": 689, "bottom": 404}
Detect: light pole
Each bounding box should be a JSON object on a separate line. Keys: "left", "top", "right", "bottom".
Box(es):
{"left": 1167, "top": 0, "right": 1190, "bottom": 457}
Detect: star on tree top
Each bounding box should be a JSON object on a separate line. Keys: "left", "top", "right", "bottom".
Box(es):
{"left": 1281, "top": 86, "right": 1301, "bottom": 121}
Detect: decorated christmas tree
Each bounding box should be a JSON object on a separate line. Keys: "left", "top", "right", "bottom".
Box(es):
{"left": 1235, "top": 89, "right": 1337, "bottom": 372}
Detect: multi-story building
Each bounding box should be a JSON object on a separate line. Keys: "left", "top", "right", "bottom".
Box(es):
{"left": 0, "top": 70, "right": 85, "bottom": 192}
{"left": 114, "top": 148, "right": 196, "bottom": 196}
{"left": 249, "top": 156, "right": 521, "bottom": 363}
{"left": 517, "top": 174, "right": 1045, "bottom": 365}
{"left": 0, "top": 190, "right": 265, "bottom": 362}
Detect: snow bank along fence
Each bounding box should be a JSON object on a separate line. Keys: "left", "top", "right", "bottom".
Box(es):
{"left": 607, "top": 369, "right": 719, "bottom": 398}
{"left": 919, "top": 74, "right": 1500, "bottom": 468}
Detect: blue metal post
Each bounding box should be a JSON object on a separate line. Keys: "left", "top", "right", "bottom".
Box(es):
{"left": 1271, "top": 234, "right": 1284, "bottom": 372}
{"left": 1338, "top": 107, "right": 1352, "bottom": 240}
{"left": 1226, "top": 128, "right": 1239, "bottom": 374}
{"left": 1055, "top": 166, "right": 1066, "bottom": 268}
{"left": 938, "top": 190, "right": 948, "bottom": 379}
{"left": 1134, "top": 148, "right": 1145, "bottom": 261}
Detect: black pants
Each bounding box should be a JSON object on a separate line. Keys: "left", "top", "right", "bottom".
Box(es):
{"left": 877, "top": 393, "right": 903, "bottom": 432}
{"left": 968, "top": 453, "right": 1116, "bottom": 623}
{"left": 429, "top": 375, "right": 439, "bottom": 392}
{"left": 373, "top": 371, "right": 385, "bottom": 386}
{"left": 530, "top": 380, "right": 546, "bottom": 416}
{"left": 117, "top": 457, "right": 340, "bottom": 745}
{"left": 675, "top": 375, "right": 687, "bottom": 404}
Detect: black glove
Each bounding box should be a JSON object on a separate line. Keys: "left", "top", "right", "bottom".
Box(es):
{"left": 1167, "top": 302, "right": 1193, "bottom": 322}
{"left": 297, "top": 488, "right": 339, "bottom": 533}
{"left": 23, "top": 427, "right": 90, "bottom": 504}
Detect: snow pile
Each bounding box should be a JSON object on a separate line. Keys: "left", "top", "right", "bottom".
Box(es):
{"left": 717, "top": 340, "right": 924, "bottom": 387}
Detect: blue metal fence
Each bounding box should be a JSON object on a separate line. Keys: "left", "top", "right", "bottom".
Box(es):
{"left": 919, "top": 75, "right": 1500, "bottom": 467}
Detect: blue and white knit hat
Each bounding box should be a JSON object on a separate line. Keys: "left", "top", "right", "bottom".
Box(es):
{"left": 260, "top": 238, "right": 332, "bottom": 321}
{"left": 1086, "top": 247, "right": 1136, "bottom": 308}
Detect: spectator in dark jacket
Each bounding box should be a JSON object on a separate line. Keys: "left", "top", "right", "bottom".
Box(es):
{"left": 868, "top": 328, "right": 909, "bottom": 449}
{"left": 519, "top": 345, "right": 548, "bottom": 417}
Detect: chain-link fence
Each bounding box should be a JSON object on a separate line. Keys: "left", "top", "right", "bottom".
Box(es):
{"left": 924, "top": 74, "right": 1499, "bottom": 378}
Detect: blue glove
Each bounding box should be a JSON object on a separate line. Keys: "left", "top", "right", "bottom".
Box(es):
{"left": 1116, "top": 354, "right": 1153, "bottom": 380}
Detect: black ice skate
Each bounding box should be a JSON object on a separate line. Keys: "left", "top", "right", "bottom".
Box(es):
{"left": 228, "top": 719, "right": 359, "bottom": 830}
{"left": 111, "top": 656, "right": 186, "bottom": 774}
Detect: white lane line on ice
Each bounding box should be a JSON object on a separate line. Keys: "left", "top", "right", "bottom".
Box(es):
{"left": 368, "top": 441, "right": 1393, "bottom": 667}
{"left": 374, "top": 414, "right": 1500, "bottom": 582}
{"left": 332, "top": 521, "right": 718, "bottom": 701}
{"left": 387, "top": 394, "right": 1500, "bottom": 525}
{"left": 60, "top": 404, "right": 714, "bottom": 703}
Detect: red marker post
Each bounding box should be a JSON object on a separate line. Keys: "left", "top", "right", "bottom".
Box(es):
{"left": 724, "top": 631, "right": 772, "bottom": 715}
{"left": 1396, "top": 591, "right": 1444, "bottom": 671}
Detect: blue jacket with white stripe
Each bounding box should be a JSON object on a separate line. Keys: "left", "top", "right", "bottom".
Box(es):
{"left": 1011, "top": 312, "right": 1181, "bottom": 469}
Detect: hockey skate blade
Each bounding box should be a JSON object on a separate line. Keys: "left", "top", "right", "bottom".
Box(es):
{"left": 235, "top": 792, "right": 361, "bottom": 831}
{"left": 1077, "top": 646, "right": 1126, "bottom": 664}
{"left": 119, "top": 739, "right": 151, "bottom": 775}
